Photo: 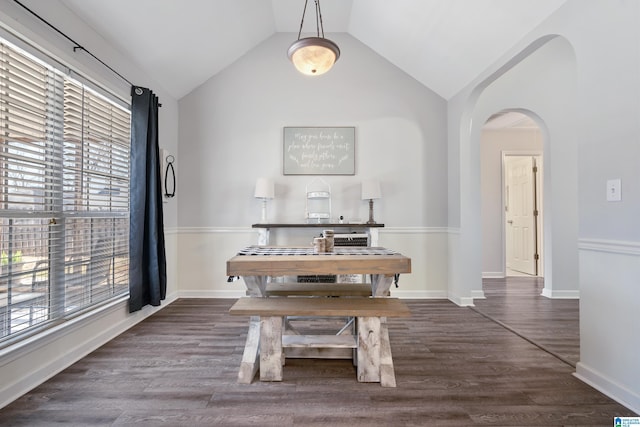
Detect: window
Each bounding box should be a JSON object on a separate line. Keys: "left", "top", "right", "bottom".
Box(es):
{"left": 0, "top": 38, "right": 130, "bottom": 343}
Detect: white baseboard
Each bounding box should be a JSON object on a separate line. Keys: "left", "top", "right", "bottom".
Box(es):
{"left": 575, "top": 362, "right": 640, "bottom": 415}
{"left": 179, "top": 290, "right": 244, "bottom": 299}
{"left": 482, "top": 272, "right": 505, "bottom": 279}
{"left": 470, "top": 289, "right": 486, "bottom": 300}
{"left": 447, "top": 292, "right": 476, "bottom": 307}
{"left": 389, "top": 290, "right": 448, "bottom": 299}
{"left": 541, "top": 288, "right": 579, "bottom": 299}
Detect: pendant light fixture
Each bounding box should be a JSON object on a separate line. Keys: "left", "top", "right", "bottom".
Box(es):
{"left": 287, "top": 0, "right": 340, "bottom": 76}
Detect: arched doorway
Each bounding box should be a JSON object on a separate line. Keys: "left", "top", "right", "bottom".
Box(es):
{"left": 451, "top": 36, "right": 579, "bottom": 365}
{"left": 447, "top": 35, "right": 578, "bottom": 306}
{"left": 481, "top": 110, "right": 543, "bottom": 278}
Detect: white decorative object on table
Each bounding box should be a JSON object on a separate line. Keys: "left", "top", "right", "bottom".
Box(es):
{"left": 305, "top": 177, "right": 331, "bottom": 223}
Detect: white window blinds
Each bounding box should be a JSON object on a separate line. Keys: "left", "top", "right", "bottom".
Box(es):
{"left": 0, "top": 38, "right": 130, "bottom": 344}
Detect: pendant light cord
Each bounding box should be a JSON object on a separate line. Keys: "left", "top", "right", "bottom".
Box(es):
{"left": 316, "top": 0, "right": 325, "bottom": 38}
{"left": 296, "top": 0, "right": 326, "bottom": 40}
{"left": 296, "top": 0, "right": 309, "bottom": 40}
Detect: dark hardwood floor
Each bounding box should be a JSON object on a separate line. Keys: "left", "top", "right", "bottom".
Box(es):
{"left": 1, "top": 279, "right": 637, "bottom": 426}
{"left": 473, "top": 276, "right": 580, "bottom": 367}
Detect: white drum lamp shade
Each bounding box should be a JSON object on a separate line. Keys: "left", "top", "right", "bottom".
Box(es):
{"left": 254, "top": 178, "right": 274, "bottom": 224}
{"left": 254, "top": 178, "right": 274, "bottom": 199}
{"left": 361, "top": 180, "right": 381, "bottom": 201}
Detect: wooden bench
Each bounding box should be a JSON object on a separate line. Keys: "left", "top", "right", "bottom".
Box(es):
{"left": 261, "top": 282, "right": 373, "bottom": 297}
{"left": 257, "top": 282, "right": 381, "bottom": 360}
{"left": 229, "top": 296, "right": 410, "bottom": 387}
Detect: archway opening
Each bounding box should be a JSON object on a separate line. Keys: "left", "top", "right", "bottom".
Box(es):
{"left": 481, "top": 110, "right": 543, "bottom": 279}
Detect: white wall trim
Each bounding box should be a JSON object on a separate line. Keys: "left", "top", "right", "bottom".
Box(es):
{"left": 176, "top": 226, "right": 454, "bottom": 235}
{"left": 575, "top": 363, "right": 640, "bottom": 415}
{"left": 578, "top": 238, "right": 640, "bottom": 256}
{"left": 164, "top": 226, "right": 179, "bottom": 235}
{"left": 389, "top": 290, "right": 449, "bottom": 299}
{"left": 178, "top": 226, "right": 256, "bottom": 235}
{"left": 471, "top": 290, "right": 486, "bottom": 299}
{"left": 179, "top": 290, "right": 245, "bottom": 299}
{"left": 379, "top": 226, "right": 452, "bottom": 234}
{"left": 482, "top": 272, "right": 505, "bottom": 279}
{"left": 448, "top": 292, "right": 477, "bottom": 307}
{"left": 540, "top": 288, "right": 579, "bottom": 299}
{"left": 0, "top": 292, "right": 178, "bottom": 409}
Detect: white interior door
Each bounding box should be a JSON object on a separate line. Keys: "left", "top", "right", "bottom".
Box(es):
{"left": 505, "top": 156, "right": 537, "bottom": 275}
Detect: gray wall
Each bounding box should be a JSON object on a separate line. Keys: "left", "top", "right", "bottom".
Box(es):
{"left": 175, "top": 33, "right": 451, "bottom": 300}
{"left": 449, "top": 0, "right": 640, "bottom": 412}
{"left": 1, "top": 0, "right": 639, "bottom": 415}
{"left": 178, "top": 33, "right": 447, "bottom": 228}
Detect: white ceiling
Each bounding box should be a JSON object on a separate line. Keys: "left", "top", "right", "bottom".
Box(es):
{"left": 58, "top": 0, "right": 567, "bottom": 100}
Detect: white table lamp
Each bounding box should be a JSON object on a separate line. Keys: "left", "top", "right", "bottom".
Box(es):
{"left": 254, "top": 178, "right": 274, "bottom": 224}
{"left": 362, "top": 180, "right": 381, "bottom": 225}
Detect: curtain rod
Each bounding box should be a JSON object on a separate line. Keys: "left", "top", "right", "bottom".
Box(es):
{"left": 13, "top": 0, "right": 134, "bottom": 88}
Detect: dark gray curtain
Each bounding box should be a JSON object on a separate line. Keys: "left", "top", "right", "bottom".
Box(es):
{"left": 129, "top": 86, "right": 166, "bottom": 312}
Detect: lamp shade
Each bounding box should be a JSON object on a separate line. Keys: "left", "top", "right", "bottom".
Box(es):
{"left": 288, "top": 37, "right": 340, "bottom": 76}
{"left": 254, "top": 178, "right": 274, "bottom": 199}
{"left": 361, "top": 180, "right": 381, "bottom": 200}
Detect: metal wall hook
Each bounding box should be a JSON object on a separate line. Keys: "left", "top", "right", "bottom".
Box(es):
{"left": 164, "top": 155, "right": 176, "bottom": 198}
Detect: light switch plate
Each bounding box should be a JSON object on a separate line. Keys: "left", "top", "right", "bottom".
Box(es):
{"left": 606, "top": 179, "right": 622, "bottom": 202}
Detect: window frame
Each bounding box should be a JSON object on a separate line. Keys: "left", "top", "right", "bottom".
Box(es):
{"left": 0, "top": 34, "right": 131, "bottom": 346}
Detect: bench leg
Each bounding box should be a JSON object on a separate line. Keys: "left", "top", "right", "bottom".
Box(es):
{"left": 238, "top": 316, "right": 260, "bottom": 384}
{"left": 357, "top": 316, "right": 381, "bottom": 382}
{"left": 379, "top": 317, "right": 397, "bottom": 387}
{"left": 260, "top": 316, "right": 283, "bottom": 381}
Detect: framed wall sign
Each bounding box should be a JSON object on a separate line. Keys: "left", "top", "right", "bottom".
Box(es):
{"left": 283, "top": 127, "right": 355, "bottom": 175}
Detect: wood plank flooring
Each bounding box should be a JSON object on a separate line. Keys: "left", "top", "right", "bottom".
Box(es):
{"left": 1, "top": 280, "right": 637, "bottom": 426}
{"left": 473, "top": 276, "right": 580, "bottom": 367}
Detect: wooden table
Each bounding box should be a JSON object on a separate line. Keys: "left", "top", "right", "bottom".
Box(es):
{"left": 227, "top": 246, "right": 411, "bottom": 298}
{"left": 227, "top": 246, "right": 412, "bottom": 385}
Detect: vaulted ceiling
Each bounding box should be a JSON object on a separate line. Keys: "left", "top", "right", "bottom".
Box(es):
{"left": 58, "top": 0, "right": 566, "bottom": 101}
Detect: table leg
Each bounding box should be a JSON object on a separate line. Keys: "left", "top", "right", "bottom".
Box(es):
{"left": 257, "top": 228, "right": 270, "bottom": 245}
{"left": 357, "top": 316, "right": 381, "bottom": 382}
{"left": 379, "top": 317, "right": 397, "bottom": 387}
{"left": 243, "top": 275, "right": 268, "bottom": 297}
{"left": 237, "top": 316, "right": 260, "bottom": 384}
{"left": 260, "top": 316, "right": 283, "bottom": 381}
{"left": 370, "top": 274, "right": 393, "bottom": 297}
